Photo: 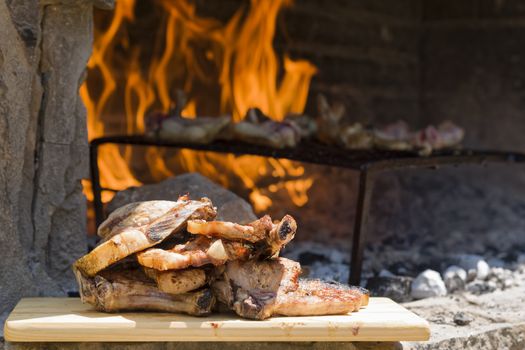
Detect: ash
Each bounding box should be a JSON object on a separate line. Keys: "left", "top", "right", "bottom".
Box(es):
{"left": 282, "top": 239, "right": 525, "bottom": 302}
{"left": 282, "top": 241, "right": 350, "bottom": 283}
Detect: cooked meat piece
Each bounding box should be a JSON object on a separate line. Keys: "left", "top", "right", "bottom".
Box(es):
{"left": 228, "top": 108, "right": 301, "bottom": 148}
{"left": 273, "top": 279, "right": 369, "bottom": 317}
{"left": 157, "top": 116, "right": 231, "bottom": 144}
{"left": 374, "top": 120, "right": 465, "bottom": 155}
{"left": 339, "top": 123, "right": 374, "bottom": 150}
{"left": 213, "top": 258, "right": 300, "bottom": 319}
{"left": 97, "top": 199, "right": 184, "bottom": 241}
{"left": 210, "top": 279, "right": 233, "bottom": 309}
{"left": 284, "top": 113, "right": 317, "bottom": 139}
{"left": 138, "top": 215, "right": 296, "bottom": 272}
{"left": 373, "top": 120, "right": 414, "bottom": 151}
{"left": 435, "top": 121, "right": 465, "bottom": 148}
{"left": 187, "top": 220, "right": 259, "bottom": 242}
{"left": 187, "top": 215, "right": 272, "bottom": 242}
{"left": 266, "top": 215, "right": 296, "bottom": 256}
{"left": 136, "top": 236, "right": 254, "bottom": 271}
{"left": 316, "top": 94, "right": 345, "bottom": 145}
{"left": 187, "top": 214, "right": 296, "bottom": 257}
{"left": 231, "top": 120, "right": 300, "bottom": 148}
{"left": 73, "top": 266, "right": 215, "bottom": 316}
{"left": 74, "top": 197, "right": 216, "bottom": 277}
{"left": 214, "top": 258, "right": 367, "bottom": 320}
{"left": 413, "top": 121, "right": 465, "bottom": 154}
{"left": 144, "top": 267, "right": 207, "bottom": 294}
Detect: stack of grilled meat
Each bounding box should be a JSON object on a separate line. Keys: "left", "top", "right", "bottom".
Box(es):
{"left": 73, "top": 196, "right": 368, "bottom": 319}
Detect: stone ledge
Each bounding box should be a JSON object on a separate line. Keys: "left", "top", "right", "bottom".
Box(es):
{"left": 402, "top": 324, "right": 525, "bottom": 350}
{"left": 1, "top": 339, "right": 401, "bottom": 350}
{"left": 401, "top": 285, "right": 525, "bottom": 349}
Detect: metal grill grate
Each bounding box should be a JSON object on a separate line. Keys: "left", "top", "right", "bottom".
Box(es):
{"left": 89, "top": 135, "right": 525, "bottom": 284}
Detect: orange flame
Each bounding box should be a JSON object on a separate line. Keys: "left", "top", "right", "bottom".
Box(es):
{"left": 81, "top": 0, "right": 317, "bottom": 212}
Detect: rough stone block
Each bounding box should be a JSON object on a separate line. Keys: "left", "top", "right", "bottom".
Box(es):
{"left": 108, "top": 172, "right": 257, "bottom": 224}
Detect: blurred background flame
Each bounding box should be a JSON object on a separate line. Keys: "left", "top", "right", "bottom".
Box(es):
{"left": 81, "top": 0, "right": 317, "bottom": 213}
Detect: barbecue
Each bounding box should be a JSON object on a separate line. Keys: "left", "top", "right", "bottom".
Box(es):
{"left": 4, "top": 0, "right": 525, "bottom": 348}
{"left": 73, "top": 196, "right": 369, "bottom": 320}
{"left": 146, "top": 90, "right": 465, "bottom": 155}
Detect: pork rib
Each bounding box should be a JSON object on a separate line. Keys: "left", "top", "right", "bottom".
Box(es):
{"left": 213, "top": 258, "right": 368, "bottom": 320}
{"left": 75, "top": 197, "right": 216, "bottom": 276}
{"left": 136, "top": 214, "right": 297, "bottom": 272}
{"left": 136, "top": 236, "right": 254, "bottom": 271}
{"left": 187, "top": 214, "right": 296, "bottom": 256}
{"left": 187, "top": 221, "right": 260, "bottom": 242}
{"left": 73, "top": 266, "right": 215, "bottom": 316}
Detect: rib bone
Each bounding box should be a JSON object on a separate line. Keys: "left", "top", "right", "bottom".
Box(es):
{"left": 73, "top": 266, "right": 215, "bottom": 316}
{"left": 136, "top": 236, "right": 253, "bottom": 271}
{"left": 187, "top": 214, "right": 296, "bottom": 257}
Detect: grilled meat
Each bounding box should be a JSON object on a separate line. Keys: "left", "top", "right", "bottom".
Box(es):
{"left": 187, "top": 214, "right": 296, "bottom": 257}
{"left": 136, "top": 236, "right": 254, "bottom": 271}
{"left": 144, "top": 267, "right": 208, "bottom": 294}
{"left": 214, "top": 258, "right": 367, "bottom": 320}
{"left": 73, "top": 266, "right": 215, "bottom": 316}
{"left": 97, "top": 200, "right": 183, "bottom": 241}
{"left": 75, "top": 197, "right": 216, "bottom": 276}
{"left": 272, "top": 279, "right": 369, "bottom": 317}
{"left": 227, "top": 108, "right": 301, "bottom": 148}
{"left": 157, "top": 115, "right": 231, "bottom": 144}
{"left": 187, "top": 218, "right": 267, "bottom": 243}
{"left": 266, "top": 215, "right": 297, "bottom": 256}
{"left": 137, "top": 214, "right": 296, "bottom": 271}
{"left": 74, "top": 196, "right": 366, "bottom": 321}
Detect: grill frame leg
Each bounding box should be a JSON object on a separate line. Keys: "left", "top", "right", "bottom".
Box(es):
{"left": 89, "top": 143, "right": 104, "bottom": 228}
{"left": 349, "top": 168, "right": 376, "bottom": 285}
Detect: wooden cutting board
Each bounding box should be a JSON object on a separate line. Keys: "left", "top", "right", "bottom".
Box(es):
{"left": 4, "top": 297, "right": 429, "bottom": 342}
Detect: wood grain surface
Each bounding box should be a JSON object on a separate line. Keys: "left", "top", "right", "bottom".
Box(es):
{"left": 4, "top": 297, "right": 430, "bottom": 342}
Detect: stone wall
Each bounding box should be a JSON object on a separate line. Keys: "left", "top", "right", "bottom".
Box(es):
{"left": 196, "top": 0, "right": 422, "bottom": 125}
{"left": 285, "top": 0, "right": 422, "bottom": 126}
{"left": 0, "top": 0, "right": 102, "bottom": 333}
{"left": 421, "top": 0, "right": 525, "bottom": 151}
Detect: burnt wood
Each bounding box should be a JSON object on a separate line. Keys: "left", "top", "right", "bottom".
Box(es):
{"left": 89, "top": 135, "right": 525, "bottom": 285}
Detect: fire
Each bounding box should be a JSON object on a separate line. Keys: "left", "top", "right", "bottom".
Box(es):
{"left": 81, "top": 0, "right": 316, "bottom": 212}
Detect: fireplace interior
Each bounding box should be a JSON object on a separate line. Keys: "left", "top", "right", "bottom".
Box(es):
{"left": 82, "top": 0, "right": 525, "bottom": 276}
{"left": 2, "top": 0, "right": 525, "bottom": 340}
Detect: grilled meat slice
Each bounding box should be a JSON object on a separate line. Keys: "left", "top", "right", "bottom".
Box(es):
{"left": 273, "top": 279, "right": 368, "bottom": 317}
{"left": 157, "top": 115, "right": 231, "bottom": 144}
{"left": 187, "top": 214, "right": 296, "bottom": 256}
{"left": 136, "top": 236, "right": 254, "bottom": 271}
{"left": 213, "top": 258, "right": 300, "bottom": 319}
{"left": 75, "top": 197, "right": 216, "bottom": 276}
{"left": 144, "top": 267, "right": 208, "bottom": 295}
{"left": 187, "top": 220, "right": 265, "bottom": 243}
{"left": 228, "top": 108, "right": 301, "bottom": 148}
{"left": 97, "top": 200, "right": 184, "bottom": 241}
{"left": 214, "top": 258, "right": 367, "bottom": 320}
{"left": 137, "top": 214, "right": 296, "bottom": 272}
{"left": 73, "top": 266, "right": 215, "bottom": 316}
